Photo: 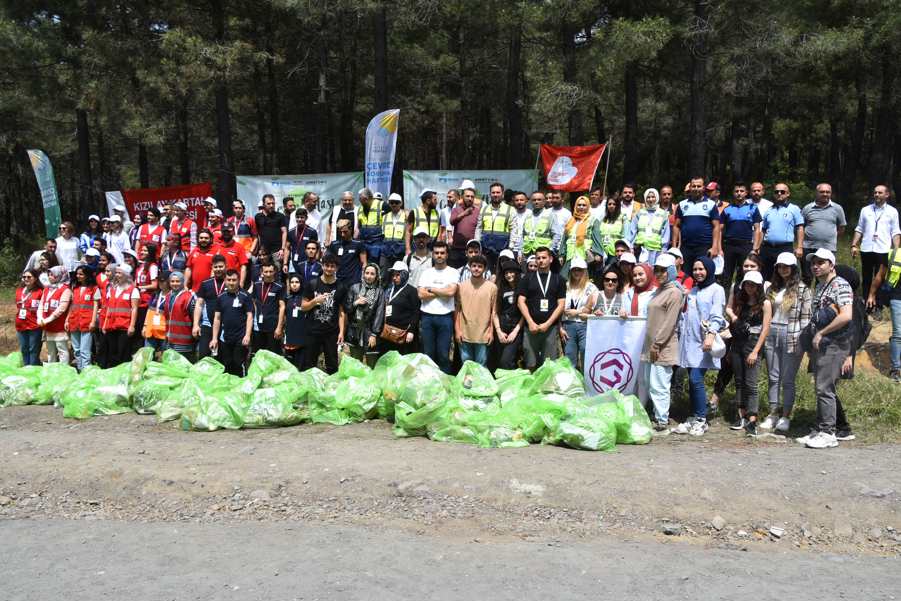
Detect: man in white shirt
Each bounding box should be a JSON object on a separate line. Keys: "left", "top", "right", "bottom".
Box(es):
{"left": 547, "top": 190, "right": 571, "bottom": 255}
{"left": 325, "top": 191, "right": 357, "bottom": 246}
{"left": 404, "top": 226, "right": 433, "bottom": 287}
{"left": 104, "top": 215, "right": 131, "bottom": 265}
{"left": 750, "top": 181, "right": 773, "bottom": 217}
{"left": 852, "top": 184, "right": 901, "bottom": 299}
{"left": 417, "top": 240, "right": 458, "bottom": 374}
{"left": 112, "top": 204, "right": 134, "bottom": 235}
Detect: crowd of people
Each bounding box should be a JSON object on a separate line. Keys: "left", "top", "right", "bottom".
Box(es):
{"left": 14, "top": 178, "right": 901, "bottom": 449}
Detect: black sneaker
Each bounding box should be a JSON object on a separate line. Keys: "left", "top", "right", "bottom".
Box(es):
{"left": 729, "top": 417, "right": 746, "bottom": 430}
{"left": 744, "top": 420, "right": 758, "bottom": 436}
{"left": 835, "top": 429, "right": 856, "bottom": 441}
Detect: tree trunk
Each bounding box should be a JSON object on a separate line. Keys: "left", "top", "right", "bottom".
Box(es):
{"left": 211, "top": 0, "right": 234, "bottom": 206}
{"left": 687, "top": 0, "right": 708, "bottom": 177}
{"left": 138, "top": 143, "right": 149, "bottom": 188}
{"left": 561, "top": 21, "right": 583, "bottom": 145}
{"left": 505, "top": 20, "right": 524, "bottom": 168}
{"left": 373, "top": 4, "right": 388, "bottom": 113}
{"left": 594, "top": 105, "right": 607, "bottom": 145}
{"left": 842, "top": 72, "right": 867, "bottom": 198}
{"left": 623, "top": 62, "right": 638, "bottom": 182}
{"left": 178, "top": 103, "right": 191, "bottom": 183}
{"left": 266, "top": 40, "right": 282, "bottom": 173}
{"left": 869, "top": 53, "right": 895, "bottom": 188}
{"left": 338, "top": 12, "right": 359, "bottom": 172}
{"left": 827, "top": 116, "right": 841, "bottom": 182}
{"left": 253, "top": 66, "right": 270, "bottom": 173}
{"left": 76, "top": 108, "right": 94, "bottom": 215}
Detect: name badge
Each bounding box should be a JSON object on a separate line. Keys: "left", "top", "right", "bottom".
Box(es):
{"left": 258, "top": 314, "right": 264, "bottom": 324}
{"left": 337, "top": 248, "right": 344, "bottom": 256}
{"left": 50, "top": 300, "right": 59, "bottom": 308}
{"left": 152, "top": 315, "right": 162, "bottom": 326}
{"left": 293, "top": 253, "right": 299, "bottom": 262}
{"left": 385, "top": 305, "right": 393, "bottom": 318}
{"left": 18, "top": 309, "right": 27, "bottom": 320}
{"left": 292, "top": 307, "right": 299, "bottom": 318}
{"left": 85, "top": 292, "right": 92, "bottom": 300}
{"left": 233, "top": 298, "right": 241, "bottom": 308}
{"left": 31, "top": 300, "right": 39, "bottom": 308}
{"left": 539, "top": 299, "right": 549, "bottom": 312}
{"left": 268, "top": 292, "right": 275, "bottom": 297}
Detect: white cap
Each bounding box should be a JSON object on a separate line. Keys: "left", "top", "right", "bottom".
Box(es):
{"left": 741, "top": 271, "right": 764, "bottom": 286}
{"left": 499, "top": 249, "right": 515, "bottom": 260}
{"left": 806, "top": 248, "right": 836, "bottom": 264}
{"left": 116, "top": 264, "right": 132, "bottom": 276}
{"left": 570, "top": 257, "right": 588, "bottom": 270}
{"left": 413, "top": 225, "right": 430, "bottom": 237}
{"left": 390, "top": 261, "right": 409, "bottom": 272}
{"left": 123, "top": 248, "right": 139, "bottom": 259}
{"left": 210, "top": 209, "right": 223, "bottom": 217}
{"left": 654, "top": 253, "right": 676, "bottom": 268}
{"left": 526, "top": 255, "right": 537, "bottom": 264}
{"left": 113, "top": 204, "right": 126, "bottom": 212}
{"left": 466, "top": 239, "right": 481, "bottom": 249}
{"left": 108, "top": 215, "right": 122, "bottom": 223}
{"left": 88, "top": 214, "right": 100, "bottom": 221}
{"left": 173, "top": 201, "right": 188, "bottom": 210}
{"left": 85, "top": 248, "right": 100, "bottom": 257}
{"left": 666, "top": 247, "right": 683, "bottom": 260}
{"left": 614, "top": 238, "right": 633, "bottom": 250}
{"left": 420, "top": 188, "right": 437, "bottom": 200}
{"left": 204, "top": 196, "right": 217, "bottom": 206}
{"left": 620, "top": 252, "right": 637, "bottom": 264}
{"left": 460, "top": 179, "right": 476, "bottom": 191}
{"left": 373, "top": 192, "right": 384, "bottom": 201}
{"left": 100, "top": 216, "right": 111, "bottom": 222}
{"left": 776, "top": 252, "right": 797, "bottom": 266}
{"left": 388, "top": 192, "right": 403, "bottom": 203}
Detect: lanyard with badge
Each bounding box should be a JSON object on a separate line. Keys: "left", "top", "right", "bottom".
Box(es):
{"left": 871, "top": 203, "right": 885, "bottom": 242}
{"left": 257, "top": 282, "right": 272, "bottom": 324}
{"left": 385, "top": 284, "right": 406, "bottom": 318}
{"left": 537, "top": 272, "right": 552, "bottom": 312}
{"left": 17, "top": 290, "right": 32, "bottom": 320}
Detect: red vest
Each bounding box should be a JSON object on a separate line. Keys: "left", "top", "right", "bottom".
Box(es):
{"left": 96, "top": 273, "right": 110, "bottom": 324}
{"left": 67, "top": 285, "right": 97, "bottom": 332}
{"left": 135, "top": 263, "right": 158, "bottom": 308}
{"left": 15, "top": 287, "right": 42, "bottom": 332}
{"left": 104, "top": 285, "right": 137, "bottom": 331}
{"left": 40, "top": 285, "right": 70, "bottom": 333}
{"left": 170, "top": 218, "right": 195, "bottom": 252}
{"left": 165, "top": 289, "right": 196, "bottom": 347}
{"left": 137, "top": 223, "right": 166, "bottom": 252}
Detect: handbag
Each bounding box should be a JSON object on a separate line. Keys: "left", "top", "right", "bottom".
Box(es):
{"left": 380, "top": 323, "right": 409, "bottom": 345}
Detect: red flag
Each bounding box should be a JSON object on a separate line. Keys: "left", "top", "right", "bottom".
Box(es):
{"left": 539, "top": 144, "right": 606, "bottom": 191}
{"left": 121, "top": 182, "right": 213, "bottom": 226}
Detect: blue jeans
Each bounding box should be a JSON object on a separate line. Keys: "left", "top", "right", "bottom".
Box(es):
{"left": 688, "top": 367, "right": 708, "bottom": 419}
{"left": 420, "top": 312, "right": 453, "bottom": 374}
{"left": 890, "top": 299, "right": 901, "bottom": 371}
{"left": 562, "top": 321, "right": 587, "bottom": 370}
{"left": 69, "top": 331, "right": 93, "bottom": 371}
{"left": 459, "top": 342, "right": 488, "bottom": 367}
{"left": 17, "top": 329, "right": 42, "bottom": 366}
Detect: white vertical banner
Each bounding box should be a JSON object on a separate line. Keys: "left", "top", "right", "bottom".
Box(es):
{"left": 583, "top": 316, "right": 648, "bottom": 396}
{"left": 364, "top": 109, "right": 400, "bottom": 199}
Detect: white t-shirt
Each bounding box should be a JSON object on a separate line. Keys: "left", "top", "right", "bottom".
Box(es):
{"left": 771, "top": 288, "right": 788, "bottom": 325}
{"left": 564, "top": 282, "right": 599, "bottom": 321}
{"left": 418, "top": 265, "right": 459, "bottom": 315}
{"left": 55, "top": 236, "right": 81, "bottom": 272}
{"left": 752, "top": 198, "right": 773, "bottom": 217}
{"left": 855, "top": 203, "right": 901, "bottom": 254}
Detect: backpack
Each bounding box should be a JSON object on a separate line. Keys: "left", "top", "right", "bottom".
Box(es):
{"left": 851, "top": 295, "right": 871, "bottom": 351}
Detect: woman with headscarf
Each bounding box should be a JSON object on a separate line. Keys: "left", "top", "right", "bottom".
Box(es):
{"left": 282, "top": 274, "right": 307, "bottom": 370}
{"left": 640, "top": 253, "right": 686, "bottom": 431}
{"left": 345, "top": 263, "right": 382, "bottom": 366}
{"left": 593, "top": 195, "right": 629, "bottom": 264}
{"left": 672, "top": 256, "right": 726, "bottom": 437}
{"left": 559, "top": 196, "right": 598, "bottom": 279}
{"left": 621, "top": 263, "right": 658, "bottom": 317}
{"left": 101, "top": 264, "right": 140, "bottom": 367}
{"left": 15, "top": 269, "right": 44, "bottom": 366}
{"left": 162, "top": 270, "right": 197, "bottom": 362}
{"left": 629, "top": 188, "right": 671, "bottom": 265}
{"left": 38, "top": 266, "right": 73, "bottom": 364}
{"left": 370, "top": 261, "right": 421, "bottom": 355}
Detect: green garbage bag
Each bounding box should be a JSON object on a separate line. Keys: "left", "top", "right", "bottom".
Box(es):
{"left": 393, "top": 398, "right": 448, "bottom": 438}
{"left": 428, "top": 423, "right": 481, "bottom": 445}
{"left": 59, "top": 365, "right": 131, "bottom": 419}
{"left": 0, "top": 366, "right": 43, "bottom": 406}
{"left": 155, "top": 384, "right": 189, "bottom": 422}
{"left": 161, "top": 349, "right": 192, "bottom": 368}
{"left": 0, "top": 352, "right": 23, "bottom": 373}
{"left": 528, "top": 357, "right": 585, "bottom": 398}
{"left": 126, "top": 347, "right": 155, "bottom": 387}
{"left": 454, "top": 361, "right": 498, "bottom": 398}
{"left": 247, "top": 350, "right": 296, "bottom": 383}
{"left": 34, "top": 363, "right": 78, "bottom": 405}
{"left": 337, "top": 355, "right": 370, "bottom": 379}
{"left": 190, "top": 356, "right": 226, "bottom": 379}
{"left": 293, "top": 368, "right": 327, "bottom": 407}
{"left": 179, "top": 380, "right": 245, "bottom": 431}
{"left": 383, "top": 353, "right": 452, "bottom": 411}
{"left": 544, "top": 405, "right": 618, "bottom": 451}
{"left": 242, "top": 387, "right": 307, "bottom": 428}
{"left": 132, "top": 376, "right": 186, "bottom": 414}
{"left": 312, "top": 370, "right": 381, "bottom": 425}
{"left": 495, "top": 369, "right": 534, "bottom": 405}
{"left": 615, "top": 394, "right": 654, "bottom": 445}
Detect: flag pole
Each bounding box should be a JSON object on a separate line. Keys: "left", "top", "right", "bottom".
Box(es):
{"left": 534, "top": 144, "right": 542, "bottom": 172}
{"left": 599, "top": 138, "right": 612, "bottom": 199}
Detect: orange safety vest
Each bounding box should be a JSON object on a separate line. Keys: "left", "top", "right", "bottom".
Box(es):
{"left": 103, "top": 285, "right": 137, "bottom": 331}
{"left": 165, "top": 289, "right": 195, "bottom": 347}
{"left": 67, "top": 285, "right": 96, "bottom": 332}
{"left": 40, "top": 285, "right": 70, "bottom": 334}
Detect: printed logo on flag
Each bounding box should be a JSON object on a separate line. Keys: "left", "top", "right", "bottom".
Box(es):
{"left": 588, "top": 347, "right": 634, "bottom": 394}
{"left": 547, "top": 156, "right": 579, "bottom": 186}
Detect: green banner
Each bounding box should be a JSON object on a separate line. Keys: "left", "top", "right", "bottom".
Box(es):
{"left": 27, "top": 149, "right": 62, "bottom": 239}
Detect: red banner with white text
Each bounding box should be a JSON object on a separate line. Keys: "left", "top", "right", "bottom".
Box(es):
{"left": 119, "top": 182, "right": 213, "bottom": 226}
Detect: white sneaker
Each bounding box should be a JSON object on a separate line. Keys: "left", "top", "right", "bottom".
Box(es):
{"left": 759, "top": 415, "right": 776, "bottom": 430}
{"left": 795, "top": 430, "right": 816, "bottom": 445}
{"left": 689, "top": 418, "right": 709, "bottom": 437}
{"left": 672, "top": 419, "right": 694, "bottom": 435}
{"left": 805, "top": 431, "right": 839, "bottom": 449}
{"left": 775, "top": 417, "right": 791, "bottom": 433}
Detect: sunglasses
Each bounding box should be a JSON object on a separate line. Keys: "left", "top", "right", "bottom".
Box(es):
{"left": 774, "top": 190, "right": 788, "bottom": 195}
{"left": 603, "top": 277, "right": 619, "bottom": 283}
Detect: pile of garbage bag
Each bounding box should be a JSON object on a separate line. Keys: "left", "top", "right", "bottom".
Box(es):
{"left": 0, "top": 350, "right": 653, "bottom": 451}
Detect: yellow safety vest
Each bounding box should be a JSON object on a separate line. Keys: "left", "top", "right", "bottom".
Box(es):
{"left": 633, "top": 208, "right": 668, "bottom": 250}
{"left": 415, "top": 206, "right": 440, "bottom": 239}
{"left": 522, "top": 212, "right": 552, "bottom": 253}
{"left": 481, "top": 203, "right": 512, "bottom": 234}
{"left": 358, "top": 206, "right": 383, "bottom": 228}
{"left": 888, "top": 248, "right": 901, "bottom": 287}
{"left": 382, "top": 211, "right": 406, "bottom": 241}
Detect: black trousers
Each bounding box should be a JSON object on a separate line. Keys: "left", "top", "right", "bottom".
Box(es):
{"left": 497, "top": 329, "right": 523, "bottom": 370}
{"left": 304, "top": 329, "right": 339, "bottom": 374}
{"left": 681, "top": 244, "right": 710, "bottom": 274}
{"left": 721, "top": 239, "right": 753, "bottom": 288}
{"left": 252, "top": 330, "right": 282, "bottom": 356}
{"left": 101, "top": 329, "right": 131, "bottom": 367}
{"left": 860, "top": 251, "right": 883, "bottom": 304}
{"left": 759, "top": 242, "right": 793, "bottom": 282}
{"left": 219, "top": 340, "right": 247, "bottom": 376}
{"left": 197, "top": 325, "right": 214, "bottom": 359}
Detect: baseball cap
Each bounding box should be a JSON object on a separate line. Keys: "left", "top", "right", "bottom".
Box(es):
{"left": 806, "top": 248, "right": 836, "bottom": 264}
{"left": 204, "top": 196, "right": 217, "bottom": 206}
{"left": 705, "top": 182, "right": 719, "bottom": 191}
{"left": 390, "top": 261, "right": 409, "bottom": 272}
{"left": 388, "top": 193, "right": 403, "bottom": 204}
{"left": 88, "top": 214, "right": 100, "bottom": 222}
{"left": 526, "top": 255, "right": 537, "bottom": 264}
{"left": 413, "top": 226, "right": 430, "bottom": 237}
{"left": 460, "top": 179, "right": 476, "bottom": 191}
{"left": 373, "top": 192, "right": 384, "bottom": 201}
{"left": 101, "top": 216, "right": 111, "bottom": 222}
{"left": 466, "top": 239, "right": 481, "bottom": 250}
{"left": 619, "top": 252, "right": 637, "bottom": 264}
{"left": 570, "top": 257, "right": 588, "bottom": 270}
{"left": 666, "top": 247, "right": 683, "bottom": 260}
{"left": 499, "top": 249, "right": 515, "bottom": 261}
{"left": 85, "top": 248, "right": 100, "bottom": 257}
{"left": 123, "top": 248, "right": 139, "bottom": 259}
{"left": 614, "top": 238, "right": 633, "bottom": 250}
{"left": 210, "top": 209, "right": 223, "bottom": 217}
{"left": 113, "top": 204, "right": 126, "bottom": 212}
{"left": 741, "top": 271, "right": 764, "bottom": 286}
{"left": 654, "top": 253, "right": 676, "bottom": 268}
{"left": 173, "top": 201, "right": 187, "bottom": 210}
{"left": 500, "top": 259, "right": 521, "bottom": 273}
{"left": 108, "top": 215, "right": 122, "bottom": 223}
{"left": 775, "top": 252, "right": 797, "bottom": 266}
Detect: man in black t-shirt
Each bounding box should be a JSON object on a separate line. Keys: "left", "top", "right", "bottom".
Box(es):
{"left": 301, "top": 253, "right": 347, "bottom": 374}
{"left": 211, "top": 270, "right": 254, "bottom": 376}
{"left": 250, "top": 263, "right": 285, "bottom": 356}
{"left": 516, "top": 246, "right": 566, "bottom": 370}
{"left": 193, "top": 255, "right": 227, "bottom": 359}
{"left": 327, "top": 219, "right": 367, "bottom": 286}
{"left": 254, "top": 194, "right": 288, "bottom": 271}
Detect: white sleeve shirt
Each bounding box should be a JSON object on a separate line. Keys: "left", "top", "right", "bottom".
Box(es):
{"left": 855, "top": 203, "right": 901, "bottom": 253}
